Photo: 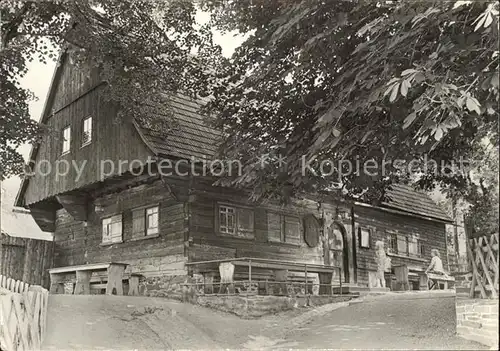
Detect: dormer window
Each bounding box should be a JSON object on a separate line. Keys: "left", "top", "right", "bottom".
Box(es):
{"left": 82, "top": 116, "right": 92, "bottom": 146}
{"left": 62, "top": 126, "right": 71, "bottom": 155}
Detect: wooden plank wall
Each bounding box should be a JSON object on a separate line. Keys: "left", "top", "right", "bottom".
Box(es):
{"left": 0, "top": 234, "right": 54, "bottom": 288}
{"left": 23, "top": 56, "right": 152, "bottom": 206}
{"left": 53, "top": 180, "right": 187, "bottom": 277}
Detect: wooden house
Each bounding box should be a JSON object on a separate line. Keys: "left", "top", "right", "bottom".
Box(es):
{"left": 15, "top": 53, "right": 452, "bottom": 294}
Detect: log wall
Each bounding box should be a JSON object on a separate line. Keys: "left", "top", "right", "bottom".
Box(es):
{"left": 53, "top": 180, "right": 187, "bottom": 277}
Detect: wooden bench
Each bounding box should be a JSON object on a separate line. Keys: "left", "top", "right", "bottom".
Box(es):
{"left": 426, "top": 272, "right": 455, "bottom": 290}
{"left": 49, "top": 263, "right": 129, "bottom": 295}
{"left": 390, "top": 264, "right": 455, "bottom": 291}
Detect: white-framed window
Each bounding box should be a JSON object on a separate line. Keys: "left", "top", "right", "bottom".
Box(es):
{"left": 102, "top": 214, "right": 122, "bottom": 244}
{"left": 82, "top": 116, "right": 92, "bottom": 146}
{"left": 146, "top": 206, "right": 159, "bottom": 235}
{"left": 217, "top": 204, "right": 255, "bottom": 239}
{"left": 62, "top": 126, "right": 71, "bottom": 154}
{"left": 359, "top": 227, "right": 371, "bottom": 249}
{"left": 219, "top": 205, "right": 236, "bottom": 234}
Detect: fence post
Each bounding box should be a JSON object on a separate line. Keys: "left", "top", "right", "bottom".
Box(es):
{"left": 304, "top": 264, "right": 308, "bottom": 295}
{"left": 248, "top": 259, "right": 252, "bottom": 293}
{"left": 339, "top": 267, "right": 342, "bottom": 296}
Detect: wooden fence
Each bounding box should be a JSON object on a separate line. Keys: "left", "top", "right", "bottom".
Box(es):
{"left": 0, "top": 234, "right": 54, "bottom": 289}
{"left": 0, "top": 274, "right": 49, "bottom": 351}
{"left": 467, "top": 233, "right": 499, "bottom": 299}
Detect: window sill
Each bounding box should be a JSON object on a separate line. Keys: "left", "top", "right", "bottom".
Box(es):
{"left": 387, "top": 252, "right": 427, "bottom": 262}
{"left": 100, "top": 241, "right": 123, "bottom": 247}
{"left": 267, "top": 240, "right": 303, "bottom": 247}
{"left": 60, "top": 151, "right": 70, "bottom": 158}
{"left": 217, "top": 232, "right": 255, "bottom": 241}
{"left": 80, "top": 142, "right": 91, "bottom": 149}
{"left": 129, "top": 234, "right": 160, "bottom": 242}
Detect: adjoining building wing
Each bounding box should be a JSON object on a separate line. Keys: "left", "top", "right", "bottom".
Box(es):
{"left": 383, "top": 184, "right": 452, "bottom": 223}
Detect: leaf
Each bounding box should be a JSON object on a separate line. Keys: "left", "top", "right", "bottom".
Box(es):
{"left": 401, "top": 69, "right": 418, "bottom": 76}
{"left": 420, "top": 134, "right": 429, "bottom": 145}
{"left": 403, "top": 112, "right": 417, "bottom": 129}
{"left": 466, "top": 96, "right": 481, "bottom": 114}
{"left": 484, "top": 12, "right": 493, "bottom": 28}
{"left": 389, "top": 83, "right": 400, "bottom": 102}
{"left": 383, "top": 83, "right": 396, "bottom": 97}
{"left": 400, "top": 79, "right": 411, "bottom": 97}
{"left": 413, "top": 72, "right": 425, "bottom": 83}
{"left": 453, "top": 1, "right": 472, "bottom": 9}
{"left": 491, "top": 73, "right": 499, "bottom": 88}
{"left": 386, "top": 77, "right": 400, "bottom": 86}
{"left": 434, "top": 126, "right": 444, "bottom": 141}
{"left": 474, "top": 13, "right": 487, "bottom": 32}
{"left": 361, "top": 130, "right": 374, "bottom": 144}
{"left": 332, "top": 128, "right": 341, "bottom": 138}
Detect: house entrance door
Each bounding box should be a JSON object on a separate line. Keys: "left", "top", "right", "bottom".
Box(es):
{"left": 324, "top": 222, "right": 349, "bottom": 283}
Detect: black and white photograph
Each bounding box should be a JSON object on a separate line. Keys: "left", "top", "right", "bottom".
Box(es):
{"left": 0, "top": 0, "right": 498, "bottom": 350}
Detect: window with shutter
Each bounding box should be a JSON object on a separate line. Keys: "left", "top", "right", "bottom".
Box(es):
{"left": 62, "top": 126, "right": 71, "bottom": 155}
{"left": 267, "top": 212, "right": 302, "bottom": 245}
{"left": 102, "top": 214, "right": 122, "bottom": 244}
{"left": 387, "top": 233, "right": 423, "bottom": 257}
{"left": 267, "top": 212, "right": 282, "bottom": 242}
{"left": 131, "top": 206, "right": 159, "bottom": 239}
{"left": 284, "top": 216, "right": 301, "bottom": 244}
{"left": 146, "top": 206, "right": 159, "bottom": 235}
{"left": 82, "top": 116, "right": 92, "bottom": 146}
{"left": 408, "top": 236, "right": 419, "bottom": 256}
{"left": 237, "top": 208, "right": 254, "bottom": 238}
{"left": 132, "top": 208, "right": 146, "bottom": 239}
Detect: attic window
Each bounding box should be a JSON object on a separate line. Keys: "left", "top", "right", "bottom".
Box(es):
{"left": 62, "top": 126, "right": 71, "bottom": 155}
{"left": 82, "top": 116, "right": 92, "bottom": 146}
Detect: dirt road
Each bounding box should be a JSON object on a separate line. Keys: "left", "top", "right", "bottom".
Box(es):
{"left": 43, "top": 293, "right": 487, "bottom": 350}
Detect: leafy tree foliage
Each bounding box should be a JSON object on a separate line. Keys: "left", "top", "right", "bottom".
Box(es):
{"left": 1, "top": 0, "right": 498, "bottom": 226}
{"left": 0, "top": 0, "right": 216, "bottom": 179}
{"left": 201, "top": 0, "right": 499, "bottom": 205}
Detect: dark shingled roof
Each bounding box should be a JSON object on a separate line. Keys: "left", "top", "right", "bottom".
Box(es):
{"left": 137, "top": 96, "right": 453, "bottom": 224}
{"left": 135, "top": 94, "right": 220, "bottom": 160}
{"left": 383, "top": 184, "right": 451, "bottom": 222}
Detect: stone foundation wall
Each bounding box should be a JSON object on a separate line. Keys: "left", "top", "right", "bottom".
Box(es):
{"left": 197, "top": 295, "right": 352, "bottom": 318}
{"left": 141, "top": 274, "right": 203, "bottom": 302}
{"left": 456, "top": 297, "right": 499, "bottom": 348}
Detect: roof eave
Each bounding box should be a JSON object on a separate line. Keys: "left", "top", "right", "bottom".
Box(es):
{"left": 355, "top": 201, "right": 454, "bottom": 224}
